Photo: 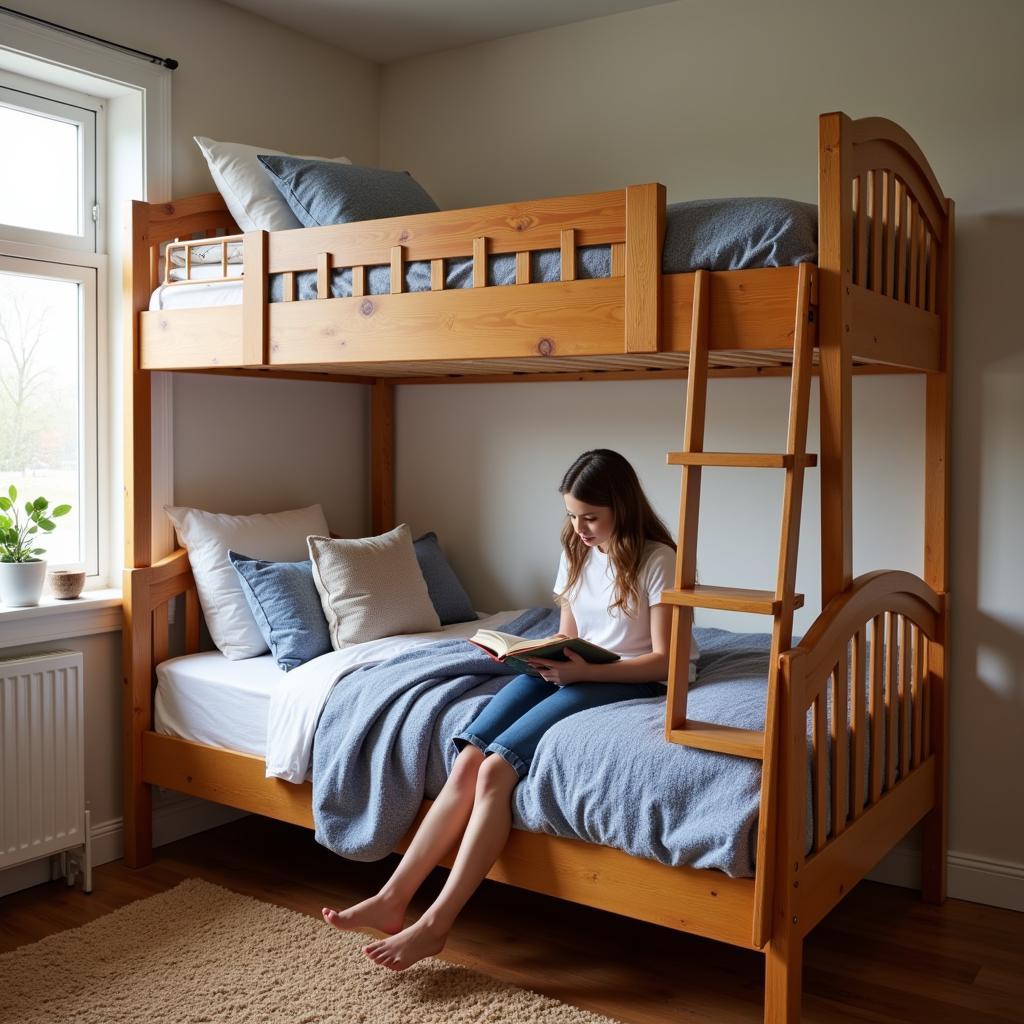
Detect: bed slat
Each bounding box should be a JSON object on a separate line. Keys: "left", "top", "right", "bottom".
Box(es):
{"left": 814, "top": 692, "right": 828, "bottom": 850}
{"left": 390, "top": 245, "right": 404, "bottom": 295}
{"left": 884, "top": 172, "right": 896, "bottom": 298}
{"left": 854, "top": 176, "right": 868, "bottom": 288}
{"left": 851, "top": 628, "right": 867, "bottom": 820}
{"left": 831, "top": 659, "right": 849, "bottom": 837}
{"left": 870, "top": 170, "right": 883, "bottom": 293}
{"left": 317, "top": 252, "right": 331, "bottom": 300}
{"left": 515, "top": 251, "right": 530, "bottom": 285}
{"left": 895, "top": 181, "right": 907, "bottom": 302}
{"left": 185, "top": 588, "right": 200, "bottom": 655}
{"left": 561, "top": 228, "right": 577, "bottom": 282}
{"left": 869, "top": 614, "right": 884, "bottom": 803}
{"left": 886, "top": 611, "right": 899, "bottom": 790}
{"left": 473, "top": 237, "right": 486, "bottom": 287}
{"left": 899, "top": 615, "right": 912, "bottom": 780}
{"left": 912, "top": 627, "right": 925, "bottom": 767}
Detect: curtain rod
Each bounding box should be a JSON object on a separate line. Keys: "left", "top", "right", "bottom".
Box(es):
{"left": 0, "top": 5, "right": 178, "bottom": 69}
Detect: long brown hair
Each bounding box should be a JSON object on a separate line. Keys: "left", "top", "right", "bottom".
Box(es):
{"left": 557, "top": 449, "right": 675, "bottom": 616}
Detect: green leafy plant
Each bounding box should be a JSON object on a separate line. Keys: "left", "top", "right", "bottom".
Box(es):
{"left": 0, "top": 485, "right": 71, "bottom": 563}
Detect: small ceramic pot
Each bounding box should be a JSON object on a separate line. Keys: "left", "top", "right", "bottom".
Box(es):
{"left": 0, "top": 560, "right": 48, "bottom": 607}
{"left": 47, "top": 569, "right": 87, "bottom": 600}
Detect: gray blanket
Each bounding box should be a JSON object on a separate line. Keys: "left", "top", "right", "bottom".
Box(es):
{"left": 313, "top": 615, "right": 783, "bottom": 877}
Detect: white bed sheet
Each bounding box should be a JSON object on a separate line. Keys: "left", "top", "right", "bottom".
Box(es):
{"left": 153, "top": 609, "right": 525, "bottom": 779}
{"left": 155, "top": 651, "right": 280, "bottom": 756}
{"left": 149, "top": 277, "right": 244, "bottom": 311}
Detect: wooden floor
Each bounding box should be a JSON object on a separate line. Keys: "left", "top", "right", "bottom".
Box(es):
{"left": 1, "top": 816, "right": 1022, "bottom": 1023}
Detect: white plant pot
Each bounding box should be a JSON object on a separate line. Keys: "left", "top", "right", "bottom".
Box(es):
{"left": 0, "top": 560, "right": 47, "bottom": 607}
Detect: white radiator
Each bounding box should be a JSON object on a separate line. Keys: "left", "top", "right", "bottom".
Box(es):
{"left": 0, "top": 650, "right": 91, "bottom": 890}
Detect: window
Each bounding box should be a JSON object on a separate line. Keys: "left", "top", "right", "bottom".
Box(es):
{"left": 0, "top": 71, "right": 105, "bottom": 581}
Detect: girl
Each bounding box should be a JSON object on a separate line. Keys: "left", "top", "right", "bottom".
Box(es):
{"left": 322, "top": 448, "right": 678, "bottom": 970}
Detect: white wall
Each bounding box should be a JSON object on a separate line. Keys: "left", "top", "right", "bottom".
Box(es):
{"left": 3, "top": 0, "right": 381, "bottom": 892}
{"left": 15, "top": 0, "right": 380, "bottom": 531}
{"left": 381, "top": 0, "right": 1024, "bottom": 901}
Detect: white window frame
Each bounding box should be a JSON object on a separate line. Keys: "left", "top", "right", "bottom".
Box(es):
{"left": 0, "top": 10, "right": 172, "bottom": 617}
{"left": 0, "top": 70, "right": 107, "bottom": 582}
{"left": 0, "top": 69, "right": 102, "bottom": 254}
{"left": 0, "top": 253, "right": 101, "bottom": 576}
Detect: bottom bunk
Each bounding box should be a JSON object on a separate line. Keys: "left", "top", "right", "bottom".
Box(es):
{"left": 126, "top": 552, "right": 947, "bottom": 984}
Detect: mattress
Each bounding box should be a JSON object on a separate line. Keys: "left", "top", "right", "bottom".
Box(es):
{"left": 155, "top": 650, "right": 280, "bottom": 756}
{"left": 153, "top": 611, "right": 520, "bottom": 761}
{"left": 149, "top": 197, "right": 816, "bottom": 311}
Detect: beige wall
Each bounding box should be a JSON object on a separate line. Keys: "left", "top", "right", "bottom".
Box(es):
{"left": 381, "top": 0, "right": 1024, "bottom": 894}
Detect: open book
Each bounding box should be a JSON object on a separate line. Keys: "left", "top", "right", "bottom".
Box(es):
{"left": 468, "top": 630, "right": 620, "bottom": 675}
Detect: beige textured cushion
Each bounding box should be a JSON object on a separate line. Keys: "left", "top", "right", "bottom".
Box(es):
{"left": 308, "top": 525, "right": 440, "bottom": 649}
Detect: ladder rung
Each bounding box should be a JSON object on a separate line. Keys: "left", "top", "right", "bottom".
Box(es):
{"left": 661, "top": 585, "right": 804, "bottom": 614}
{"left": 666, "top": 451, "right": 817, "bottom": 469}
{"left": 667, "top": 721, "right": 766, "bottom": 759}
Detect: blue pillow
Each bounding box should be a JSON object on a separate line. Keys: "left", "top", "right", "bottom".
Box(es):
{"left": 228, "top": 552, "right": 331, "bottom": 672}
{"left": 413, "top": 532, "right": 476, "bottom": 626}
{"left": 257, "top": 155, "right": 439, "bottom": 228}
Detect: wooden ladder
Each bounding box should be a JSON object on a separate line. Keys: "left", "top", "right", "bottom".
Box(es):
{"left": 663, "top": 263, "right": 816, "bottom": 761}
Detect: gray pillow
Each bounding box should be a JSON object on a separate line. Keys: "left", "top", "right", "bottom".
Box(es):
{"left": 258, "top": 155, "right": 439, "bottom": 228}
{"left": 228, "top": 552, "right": 331, "bottom": 672}
{"left": 413, "top": 532, "right": 475, "bottom": 626}
{"left": 662, "top": 197, "right": 817, "bottom": 272}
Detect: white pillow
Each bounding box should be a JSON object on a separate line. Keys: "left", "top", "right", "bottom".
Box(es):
{"left": 166, "top": 503, "right": 329, "bottom": 660}
{"left": 308, "top": 525, "right": 441, "bottom": 650}
{"left": 194, "top": 136, "right": 351, "bottom": 232}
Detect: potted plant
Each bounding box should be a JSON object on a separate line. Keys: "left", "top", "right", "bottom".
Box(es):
{"left": 0, "top": 486, "right": 72, "bottom": 607}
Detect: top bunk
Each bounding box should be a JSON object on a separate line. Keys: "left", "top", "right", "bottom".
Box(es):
{"left": 128, "top": 112, "right": 952, "bottom": 384}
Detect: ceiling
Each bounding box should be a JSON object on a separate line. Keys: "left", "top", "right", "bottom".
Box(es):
{"left": 218, "top": 0, "right": 676, "bottom": 63}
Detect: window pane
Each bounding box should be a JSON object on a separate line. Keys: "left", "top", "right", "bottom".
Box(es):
{"left": 0, "top": 104, "right": 80, "bottom": 236}
{"left": 0, "top": 271, "right": 82, "bottom": 566}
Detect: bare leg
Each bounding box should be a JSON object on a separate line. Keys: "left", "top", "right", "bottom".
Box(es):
{"left": 322, "top": 745, "right": 485, "bottom": 935}
{"left": 363, "top": 754, "right": 519, "bottom": 970}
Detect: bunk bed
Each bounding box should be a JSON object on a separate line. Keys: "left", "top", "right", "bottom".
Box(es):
{"left": 123, "top": 112, "right": 952, "bottom": 1024}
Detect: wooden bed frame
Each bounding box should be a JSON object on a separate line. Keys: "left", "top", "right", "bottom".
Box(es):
{"left": 122, "top": 112, "right": 952, "bottom": 1023}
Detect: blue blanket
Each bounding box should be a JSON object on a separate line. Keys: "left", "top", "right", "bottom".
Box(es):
{"left": 313, "top": 616, "right": 787, "bottom": 877}
{"left": 312, "top": 608, "right": 554, "bottom": 861}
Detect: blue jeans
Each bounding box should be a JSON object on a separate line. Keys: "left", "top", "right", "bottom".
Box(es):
{"left": 452, "top": 673, "right": 666, "bottom": 779}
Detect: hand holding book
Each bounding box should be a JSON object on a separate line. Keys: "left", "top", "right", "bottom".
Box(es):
{"left": 468, "top": 629, "right": 620, "bottom": 677}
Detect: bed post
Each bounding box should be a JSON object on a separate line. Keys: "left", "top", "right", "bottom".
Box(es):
{"left": 370, "top": 381, "right": 395, "bottom": 533}
{"left": 817, "top": 113, "right": 854, "bottom": 606}
{"left": 123, "top": 199, "right": 154, "bottom": 867}
{"left": 922, "top": 198, "right": 954, "bottom": 904}
{"left": 763, "top": 651, "right": 806, "bottom": 1024}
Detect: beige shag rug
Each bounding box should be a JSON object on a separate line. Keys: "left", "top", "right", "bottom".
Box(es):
{"left": 0, "top": 878, "right": 617, "bottom": 1023}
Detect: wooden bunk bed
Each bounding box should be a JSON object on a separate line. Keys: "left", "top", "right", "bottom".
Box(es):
{"left": 123, "top": 112, "right": 952, "bottom": 1023}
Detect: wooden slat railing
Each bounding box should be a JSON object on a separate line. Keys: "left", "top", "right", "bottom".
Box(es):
{"left": 769, "top": 570, "right": 945, "bottom": 937}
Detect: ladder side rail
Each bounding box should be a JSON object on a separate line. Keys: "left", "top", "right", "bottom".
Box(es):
{"left": 753, "top": 262, "right": 817, "bottom": 948}
{"left": 665, "top": 269, "right": 710, "bottom": 734}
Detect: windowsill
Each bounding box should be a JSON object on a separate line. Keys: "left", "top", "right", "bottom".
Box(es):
{"left": 0, "top": 587, "right": 123, "bottom": 649}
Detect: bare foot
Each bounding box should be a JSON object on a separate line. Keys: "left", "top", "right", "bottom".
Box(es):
{"left": 321, "top": 891, "right": 407, "bottom": 936}
{"left": 361, "top": 919, "right": 448, "bottom": 971}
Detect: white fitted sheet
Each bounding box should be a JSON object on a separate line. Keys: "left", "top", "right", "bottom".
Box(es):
{"left": 153, "top": 610, "right": 525, "bottom": 771}
{"left": 149, "top": 277, "right": 243, "bottom": 311}
{"left": 155, "top": 650, "right": 281, "bottom": 756}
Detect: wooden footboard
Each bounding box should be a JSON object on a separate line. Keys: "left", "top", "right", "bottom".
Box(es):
{"left": 775, "top": 570, "right": 946, "bottom": 939}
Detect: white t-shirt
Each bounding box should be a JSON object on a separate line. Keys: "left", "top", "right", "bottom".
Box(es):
{"left": 554, "top": 541, "right": 696, "bottom": 663}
